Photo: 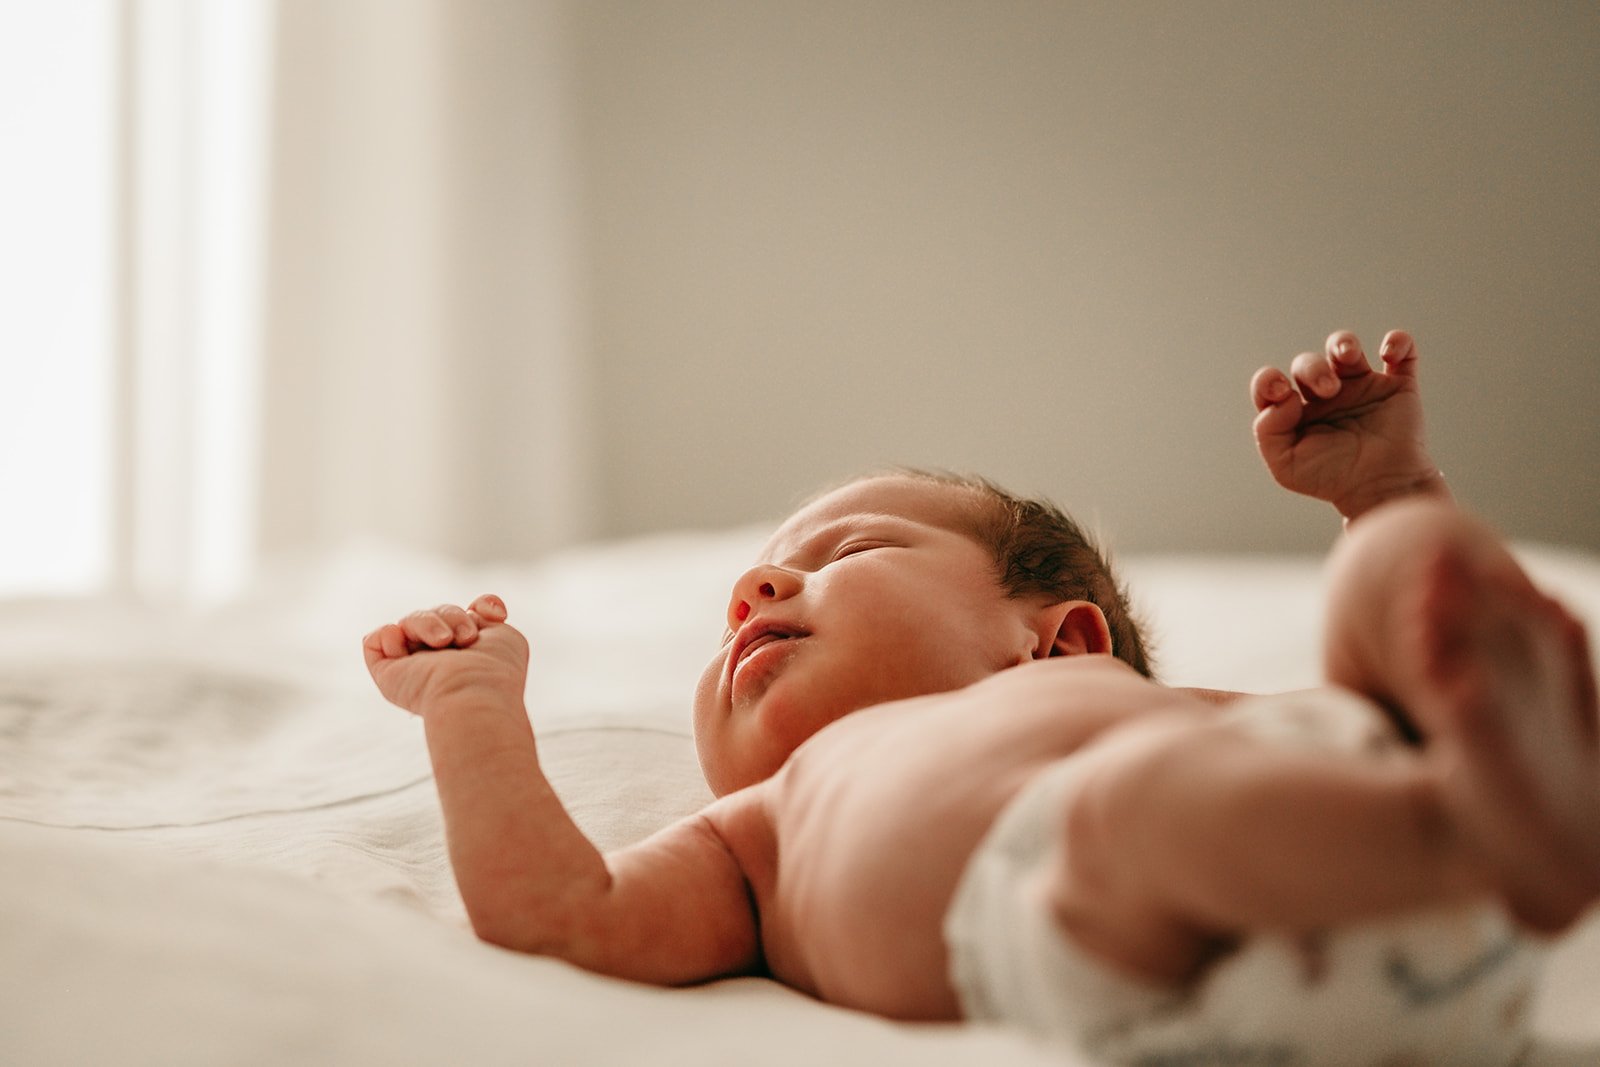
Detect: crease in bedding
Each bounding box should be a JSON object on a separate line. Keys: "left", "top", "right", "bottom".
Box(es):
{"left": 0, "top": 661, "right": 430, "bottom": 828}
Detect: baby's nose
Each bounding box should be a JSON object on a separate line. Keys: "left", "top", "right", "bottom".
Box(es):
{"left": 728, "top": 564, "right": 801, "bottom": 626}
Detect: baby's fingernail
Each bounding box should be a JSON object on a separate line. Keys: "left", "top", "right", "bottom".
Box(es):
{"left": 1267, "top": 379, "right": 1289, "bottom": 400}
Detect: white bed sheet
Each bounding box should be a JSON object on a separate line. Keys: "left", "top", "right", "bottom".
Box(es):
{"left": 3, "top": 531, "right": 1598, "bottom": 1065}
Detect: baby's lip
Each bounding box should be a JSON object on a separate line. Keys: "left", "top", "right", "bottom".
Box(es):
{"left": 728, "top": 619, "right": 809, "bottom": 683}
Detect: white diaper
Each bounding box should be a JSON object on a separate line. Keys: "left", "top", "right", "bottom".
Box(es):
{"left": 943, "top": 687, "right": 1545, "bottom": 1066}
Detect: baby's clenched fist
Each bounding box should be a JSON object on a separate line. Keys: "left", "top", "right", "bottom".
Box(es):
{"left": 363, "top": 594, "right": 530, "bottom": 715}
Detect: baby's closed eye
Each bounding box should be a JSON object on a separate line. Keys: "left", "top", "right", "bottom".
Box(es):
{"left": 829, "top": 540, "right": 894, "bottom": 563}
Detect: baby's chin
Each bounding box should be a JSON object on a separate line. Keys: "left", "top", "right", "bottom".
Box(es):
{"left": 696, "top": 745, "right": 779, "bottom": 797}
{"left": 711, "top": 713, "right": 832, "bottom": 796}
{"left": 692, "top": 717, "right": 782, "bottom": 797}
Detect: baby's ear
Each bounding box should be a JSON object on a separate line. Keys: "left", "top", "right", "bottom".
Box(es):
{"left": 1032, "top": 600, "right": 1112, "bottom": 659}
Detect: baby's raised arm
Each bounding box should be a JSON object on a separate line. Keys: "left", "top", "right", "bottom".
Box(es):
{"left": 1250, "top": 329, "right": 1451, "bottom": 524}
{"left": 363, "top": 599, "right": 761, "bottom": 985}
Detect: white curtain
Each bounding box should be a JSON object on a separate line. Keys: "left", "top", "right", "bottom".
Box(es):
{"left": 120, "top": 0, "right": 271, "bottom": 602}
{"left": 257, "top": 0, "right": 593, "bottom": 573}
{"left": 2, "top": 0, "right": 592, "bottom": 603}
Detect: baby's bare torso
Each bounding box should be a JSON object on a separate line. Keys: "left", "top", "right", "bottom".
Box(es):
{"left": 706, "top": 655, "right": 1191, "bottom": 1020}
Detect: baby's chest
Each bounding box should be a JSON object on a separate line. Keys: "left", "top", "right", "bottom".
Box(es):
{"left": 762, "top": 676, "right": 1154, "bottom": 912}
{"left": 786, "top": 671, "right": 1134, "bottom": 787}
{"left": 771, "top": 707, "right": 1038, "bottom": 905}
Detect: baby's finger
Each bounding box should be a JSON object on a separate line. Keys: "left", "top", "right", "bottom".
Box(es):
{"left": 1325, "top": 330, "right": 1372, "bottom": 379}
{"left": 381, "top": 624, "right": 408, "bottom": 658}
{"left": 1250, "top": 366, "right": 1304, "bottom": 446}
{"left": 435, "top": 603, "right": 477, "bottom": 644}
{"left": 1250, "top": 365, "right": 1294, "bottom": 411}
{"left": 1378, "top": 330, "right": 1418, "bottom": 378}
{"left": 401, "top": 610, "right": 456, "bottom": 650}
{"left": 1290, "top": 350, "right": 1340, "bottom": 400}
{"left": 361, "top": 623, "right": 407, "bottom": 664}
{"left": 1253, "top": 397, "right": 1304, "bottom": 451}
{"left": 470, "top": 594, "right": 507, "bottom": 622}
{"left": 362, "top": 629, "right": 386, "bottom": 670}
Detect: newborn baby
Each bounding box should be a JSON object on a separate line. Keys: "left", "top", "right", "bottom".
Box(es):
{"left": 364, "top": 331, "right": 1600, "bottom": 1065}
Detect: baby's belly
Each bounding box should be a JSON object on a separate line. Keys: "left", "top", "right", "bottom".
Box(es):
{"left": 765, "top": 661, "right": 1166, "bottom": 1019}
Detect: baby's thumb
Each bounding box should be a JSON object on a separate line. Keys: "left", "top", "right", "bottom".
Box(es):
{"left": 470, "top": 593, "right": 508, "bottom": 622}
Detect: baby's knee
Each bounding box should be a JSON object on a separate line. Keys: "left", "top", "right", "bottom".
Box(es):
{"left": 1328, "top": 498, "right": 1520, "bottom": 619}
{"left": 1333, "top": 497, "right": 1463, "bottom": 571}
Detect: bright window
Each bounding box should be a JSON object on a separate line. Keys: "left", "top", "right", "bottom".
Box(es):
{"left": 0, "top": 1, "right": 117, "bottom": 596}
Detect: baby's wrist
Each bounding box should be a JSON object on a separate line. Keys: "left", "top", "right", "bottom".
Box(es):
{"left": 1338, "top": 469, "right": 1450, "bottom": 524}
{"left": 418, "top": 678, "right": 528, "bottom": 721}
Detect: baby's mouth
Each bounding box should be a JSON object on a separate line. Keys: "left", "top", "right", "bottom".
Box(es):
{"left": 728, "top": 624, "right": 810, "bottom": 688}
{"left": 738, "top": 632, "right": 794, "bottom": 664}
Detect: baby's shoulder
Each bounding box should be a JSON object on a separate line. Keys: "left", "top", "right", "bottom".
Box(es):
{"left": 946, "top": 655, "right": 1183, "bottom": 747}
{"left": 976, "top": 653, "right": 1165, "bottom": 701}
{"left": 700, "top": 783, "right": 778, "bottom": 862}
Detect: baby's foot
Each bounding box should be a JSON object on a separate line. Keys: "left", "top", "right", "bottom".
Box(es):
{"left": 1404, "top": 545, "right": 1600, "bottom": 933}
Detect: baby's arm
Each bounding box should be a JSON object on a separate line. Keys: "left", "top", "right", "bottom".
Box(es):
{"left": 363, "top": 598, "right": 761, "bottom": 985}
{"left": 1251, "top": 329, "right": 1450, "bottom": 524}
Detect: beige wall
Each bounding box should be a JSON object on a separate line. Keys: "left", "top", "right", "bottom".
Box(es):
{"left": 576, "top": 2, "right": 1600, "bottom": 553}
{"left": 260, "top": 2, "right": 1598, "bottom": 562}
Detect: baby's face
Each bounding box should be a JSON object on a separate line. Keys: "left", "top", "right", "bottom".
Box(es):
{"left": 693, "top": 475, "right": 1043, "bottom": 795}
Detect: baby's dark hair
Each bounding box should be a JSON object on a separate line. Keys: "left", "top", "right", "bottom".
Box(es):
{"left": 891, "top": 468, "right": 1155, "bottom": 679}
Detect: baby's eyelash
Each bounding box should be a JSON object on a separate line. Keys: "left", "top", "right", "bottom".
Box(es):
{"left": 831, "top": 540, "right": 890, "bottom": 562}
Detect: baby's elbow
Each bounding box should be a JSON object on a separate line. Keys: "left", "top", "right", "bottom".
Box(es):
{"left": 470, "top": 913, "right": 534, "bottom": 954}
{"left": 468, "top": 896, "right": 632, "bottom": 977}
{"left": 462, "top": 871, "right": 616, "bottom": 959}
{"left": 465, "top": 902, "right": 569, "bottom": 959}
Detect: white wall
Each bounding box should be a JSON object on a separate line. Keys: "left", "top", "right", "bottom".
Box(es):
{"left": 575, "top": 2, "right": 1600, "bottom": 553}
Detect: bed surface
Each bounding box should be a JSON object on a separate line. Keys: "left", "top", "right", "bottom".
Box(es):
{"left": 4, "top": 530, "right": 1599, "bottom": 1064}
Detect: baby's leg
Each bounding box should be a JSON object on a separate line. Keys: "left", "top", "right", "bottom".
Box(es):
{"left": 1321, "top": 498, "right": 1600, "bottom": 931}
{"left": 1046, "top": 705, "right": 1492, "bottom": 988}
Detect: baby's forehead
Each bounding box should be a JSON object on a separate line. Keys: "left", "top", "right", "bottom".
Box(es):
{"left": 761, "top": 475, "right": 987, "bottom": 559}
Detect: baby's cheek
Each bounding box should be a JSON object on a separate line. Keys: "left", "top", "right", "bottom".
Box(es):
{"left": 692, "top": 656, "right": 722, "bottom": 719}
